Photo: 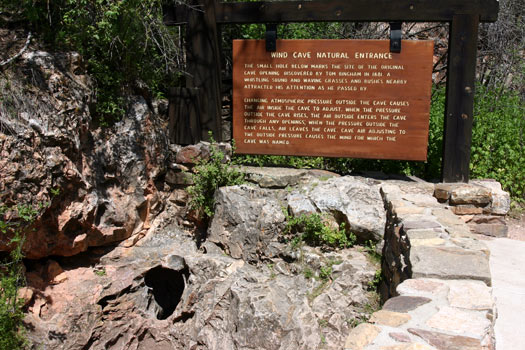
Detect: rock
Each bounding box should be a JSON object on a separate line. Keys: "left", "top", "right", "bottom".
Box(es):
{"left": 175, "top": 145, "right": 202, "bottom": 164}
{"left": 432, "top": 208, "right": 466, "bottom": 227}
{"left": 165, "top": 170, "right": 194, "bottom": 186}
{"left": 207, "top": 185, "right": 286, "bottom": 262}
{"left": 370, "top": 310, "right": 412, "bottom": 327}
{"left": 471, "top": 179, "right": 510, "bottom": 215}
{"left": 344, "top": 323, "right": 381, "bottom": 350}
{"left": 447, "top": 280, "right": 493, "bottom": 311}
{"left": 287, "top": 192, "right": 318, "bottom": 216}
{"left": 0, "top": 54, "right": 169, "bottom": 258}
{"left": 408, "top": 328, "right": 484, "bottom": 350}
{"left": 451, "top": 205, "right": 484, "bottom": 215}
{"left": 288, "top": 176, "right": 386, "bottom": 242}
{"left": 241, "top": 166, "right": 308, "bottom": 188}
{"left": 389, "top": 332, "right": 412, "bottom": 343}
{"left": 449, "top": 184, "right": 492, "bottom": 206}
{"left": 17, "top": 287, "right": 34, "bottom": 307}
{"left": 402, "top": 220, "right": 442, "bottom": 230}
{"left": 468, "top": 223, "right": 508, "bottom": 238}
{"left": 425, "top": 307, "right": 491, "bottom": 339}
{"left": 380, "top": 343, "right": 437, "bottom": 350}
{"left": 434, "top": 184, "right": 454, "bottom": 202}
{"left": 396, "top": 279, "right": 448, "bottom": 296}
{"left": 25, "top": 222, "right": 376, "bottom": 350}
{"left": 410, "top": 246, "right": 491, "bottom": 285}
{"left": 382, "top": 296, "right": 432, "bottom": 312}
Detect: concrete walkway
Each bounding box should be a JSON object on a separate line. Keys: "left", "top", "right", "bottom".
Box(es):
{"left": 486, "top": 237, "right": 525, "bottom": 350}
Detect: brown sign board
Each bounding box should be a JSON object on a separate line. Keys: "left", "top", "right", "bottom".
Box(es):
{"left": 233, "top": 39, "right": 434, "bottom": 161}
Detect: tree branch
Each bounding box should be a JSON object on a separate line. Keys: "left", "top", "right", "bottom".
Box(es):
{"left": 0, "top": 31, "right": 32, "bottom": 67}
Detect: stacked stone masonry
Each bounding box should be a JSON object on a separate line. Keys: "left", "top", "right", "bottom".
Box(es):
{"left": 346, "top": 178, "right": 509, "bottom": 350}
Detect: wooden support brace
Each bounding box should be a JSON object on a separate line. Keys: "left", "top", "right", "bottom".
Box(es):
{"left": 442, "top": 14, "right": 479, "bottom": 182}
{"left": 185, "top": 0, "right": 223, "bottom": 142}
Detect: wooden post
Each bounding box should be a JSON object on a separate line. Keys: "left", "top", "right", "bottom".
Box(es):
{"left": 442, "top": 14, "right": 479, "bottom": 182}
{"left": 186, "top": 0, "right": 223, "bottom": 141}
{"left": 168, "top": 87, "right": 202, "bottom": 144}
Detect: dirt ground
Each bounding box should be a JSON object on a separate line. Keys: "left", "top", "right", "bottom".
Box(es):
{"left": 506, "top": 206, "right": 525, "bottom": 241}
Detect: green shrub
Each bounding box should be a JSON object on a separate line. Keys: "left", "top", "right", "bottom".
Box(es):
{"left": 1, "top": 0, "right": 183, "bottom": 124}
{"left": 470, "top": 86, "right": 524, "bottom": 201}
{"left": 0, "top": 204, "right": 40, "bottom": 350}
{"left": 188, "top": 138, "right": 245, "bottom": 220}
{"left": 284, "top": 212, "right": 356, "bottom": 249}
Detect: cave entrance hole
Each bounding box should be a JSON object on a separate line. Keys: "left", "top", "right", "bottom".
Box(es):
{"left": 144, "top": 266, "right": 188, "bottom": 320}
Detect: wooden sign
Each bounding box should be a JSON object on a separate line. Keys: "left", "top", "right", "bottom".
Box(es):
{"left": 233, "top": 39, "right": 434, "bottom": 160}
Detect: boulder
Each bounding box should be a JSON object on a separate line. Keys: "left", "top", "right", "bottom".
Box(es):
{"left": 207, "top": 185, "right": 287, "bottom": 262}
{"left": 287, "top": 176, "right": 387, "bottom": 242}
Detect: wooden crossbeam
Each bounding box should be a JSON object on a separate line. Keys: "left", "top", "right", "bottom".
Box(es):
{"left": 164, "top": 0, "right": 499, "bottom": 25}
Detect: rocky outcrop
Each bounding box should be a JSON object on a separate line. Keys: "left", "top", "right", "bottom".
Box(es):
{"left": 19, "top": 165, "right": 511, "bottom": 350}
{"left": 0, "top": 49, "right": 169, "bottom": 258}
{"left": 24, "top": 217, "right": 377, "bottom": 350}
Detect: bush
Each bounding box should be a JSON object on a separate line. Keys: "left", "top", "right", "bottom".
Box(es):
{"left": 470, "top": 86, "right": 524, "bottom": 201}
{"left": 188, "top": 139, "right": 245, "bottom": 220}
{"left": 0, "top": 204, "right": 40, "bottom": 350}
{"left": 1, "top": 0, "right": 183, "bottom": 124}
{"left": 284, "top": 212, "right": 356, "bottom": 249}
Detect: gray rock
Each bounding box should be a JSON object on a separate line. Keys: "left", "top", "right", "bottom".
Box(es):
{"left": 241, "top": 166, "right": 309, "bottom": 188}
{"left": 471, "top": 179, "right": 511, "bottom": 215}
{"left": 207, "top": 185, "right": 286, "bottom": 262}
{"left": 288, "top": 176, "right": 386, "bottom": 242}
{"left": 468, "top": 223, "right": 508, "bottom": 238}
{"left": 410, "top": 246, "right": 491, "bottom": 285}
{"left": 25, "top": 222, "right": 376, "bottom": 350}
{"left": 449, "top": 184, "right": 492, "bottom": 206}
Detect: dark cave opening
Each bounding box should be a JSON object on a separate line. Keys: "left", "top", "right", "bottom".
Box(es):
{"left": 144, "top": 266, "right": 188, "bottom": 320}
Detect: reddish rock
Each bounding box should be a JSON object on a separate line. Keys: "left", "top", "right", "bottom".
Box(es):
{"left": 389, "top": 332, "right": 412, "bottom": 343}
{"left": 408, "top": 328, "right": 483, "bottom": 350}
{"left": 176, "top": 145, "right": 201, "bottom": 164}
{"left": 383, "top": 296, "right": 432, "bottom": 313}
{"left": 451, "top": 205, "right": 484, "bottom": 215}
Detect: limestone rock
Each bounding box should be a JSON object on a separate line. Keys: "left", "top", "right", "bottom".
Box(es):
{"left": 241, "top": 166, "right": 309, "bottom": 188}
{"left": 380, "top": 343, "right": 437, "bottom": 350}
{"left": 344, "top": 323, "right": 380, "bottom": 350}
{"left": 207, "top": 185, "right": 286, "bottom": 262}
{"left": 288, "top": 176, "right": 386, "bottom": 242}
{"left": 0, "top": 48, "right": 169, "bottom": 258}
{"left": 25, "top": 223, "right": 376, "bottom": 350}
{"left": 410, "top": 246, "right": 491, "bottom": 285}
{"left": 389, "top": 332, "right": 412, "bottom": 343}
{"left": 447, "top": 280, "right": 493, "bottom": 311}
{"left": 370, "top": 310, "right": 412, "bottom": 327}
{"left": 396, "top": 278, "right": 448, "bottom": 297}
{"left": 468, "top": 223, "right": 508, "bottom": 238}
{"left": 471, "top": 179, "right": 510, "bottom": 215}
{"left": 425, "top": 306, "right": 491, "bottom": 339}
{"left": 449, "top": 184, "right": 492, "bottom": 206}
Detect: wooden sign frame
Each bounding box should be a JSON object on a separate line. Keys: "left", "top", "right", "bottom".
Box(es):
{"left": 163, "top": 0, "right": 499, "bottom": 182}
